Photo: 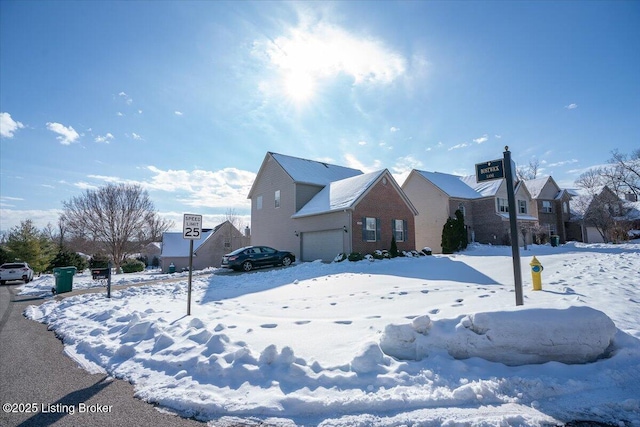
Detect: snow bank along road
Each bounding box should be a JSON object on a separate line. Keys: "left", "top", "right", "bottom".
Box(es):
{"left": 0, "top": 282, "right": 206, "bottom": 427}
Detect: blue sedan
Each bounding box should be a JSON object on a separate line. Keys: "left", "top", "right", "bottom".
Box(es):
{"left": 221, "top": 246, "right": 295, "bottom": 272}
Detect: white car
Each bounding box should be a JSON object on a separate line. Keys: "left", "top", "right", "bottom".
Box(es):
{"left": 0, "top": 262, "right": 34, "bottom": 285}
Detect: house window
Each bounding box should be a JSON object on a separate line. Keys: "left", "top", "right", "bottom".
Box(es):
{"left": 518, "top": 200, "right": 527, "bottom": 214}
{"left": 563, "top": 202, "right": 569, "bottom": 214}
{"left": 542, "top": 201, "right": 552, "bottom": 213}
{"left": 497, "top": 198, "right": 509, "bottom": 213}
{"left": 393, "top": 219, "right": 406, "bottom": 242}
{"left": 257, "top": 195, "right": 263, "bottom": 210}
{"left": 275, "top": 190, "right": 280, "bottom": 208}
{"left": 364, "top": 217, "right": 378, "bottom": 242}
{"left": 458, "top": 204, "right": 465, "bottom": 217}
{"left": 224, "top": 238, "right": 231, "bottom": 249}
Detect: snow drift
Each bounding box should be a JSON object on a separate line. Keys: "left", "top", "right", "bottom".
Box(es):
{"left": 380, "top": 306, "right": 617, "bottom": 365}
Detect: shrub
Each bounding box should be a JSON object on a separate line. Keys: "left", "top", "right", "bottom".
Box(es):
{"left": 348, "top": 252, "right": 364, "bottom": 262}
{"left": 441, "top": 209, "right": 467, "bottom": 254}
{"left": 389, "top": 236, "right": 398, "bottom": 258}
{"left": 48, "top": 250, "right": 88, "bottom": 272}
{"left": 333, "top": 253, "right": 347, "bottom": 263}
{"left": 121, "top": 259, "right": 145, "bottom": 273}
{"left": 89, "top": 253, "right": 110, "bottom": 269}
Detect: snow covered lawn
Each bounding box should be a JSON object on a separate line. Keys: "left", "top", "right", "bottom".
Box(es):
{"left": 23, "top": 242, "right": 640, "bottom": 426}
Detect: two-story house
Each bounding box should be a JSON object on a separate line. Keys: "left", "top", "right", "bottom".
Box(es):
{"left": 248, "top": 152, "right": 418, "bottom": 261}
{"left": 403, "top": 170, "right": 537, "bottom": 253}
{"left": 523, "top": 176, "right": 573, "bottom": 243}
{"left": 571, "top": 186, "right": 640, "bottom": 243}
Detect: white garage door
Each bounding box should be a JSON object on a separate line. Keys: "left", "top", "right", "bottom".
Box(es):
{"left": 302, "top": 230, "right": 344, "bottom": 262}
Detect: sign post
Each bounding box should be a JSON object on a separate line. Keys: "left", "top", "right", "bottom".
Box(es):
{"left": 183, "top": 214, "right": 203, "bottom": 315}
{"left": 476, "top": 147, "right": 523, "bottom": 306}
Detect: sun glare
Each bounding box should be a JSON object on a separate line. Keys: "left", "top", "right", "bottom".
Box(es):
{"left": 284, "top": 72, "right": 316, "bottom": 104}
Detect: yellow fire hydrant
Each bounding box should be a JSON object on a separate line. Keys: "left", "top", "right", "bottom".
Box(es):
{"left": 530, "top": 256, "right": 543, "bottom": 291}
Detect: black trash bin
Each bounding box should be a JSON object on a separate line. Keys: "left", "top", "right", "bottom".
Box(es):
{"left": 550, "top": 235, "right": 560, "bottom": 247}
{"left": 53, "top": 266, "right": 77, "bottom": 294}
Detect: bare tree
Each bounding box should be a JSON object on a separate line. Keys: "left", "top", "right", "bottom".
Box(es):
{"left": 517, "top": 158, "right": 541, "bottom": 181}
{"left": 61, "top": 183, "right": 171, "bottom": 272}
{"left": 607, "top": 149, "right": 640, "bottom": 198}
{"left": 575, "top": 168, "right": 604, "bottom": 197}
{"left": 224, "top": 208, "right": 243, "bottom": 230}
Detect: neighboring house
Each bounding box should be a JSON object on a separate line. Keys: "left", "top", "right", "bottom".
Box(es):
{"left": 402, "top": 170, "right": 537, "bottom": 253}
{"left": 523, "top": 176, "right": 573, "bottom": 243}
{"left": 160, "top": 221, "right": 249, "bottom": 272}
{"left": 248, "top": 152, "right": 418, "bottom": 261}
{"left": 141, "top": 242, "right": 162, "bottom": 267}
{"left": 571, "top": 186, "right": 640, "bottom": 243}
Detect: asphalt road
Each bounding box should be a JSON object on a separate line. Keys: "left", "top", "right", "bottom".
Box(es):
{"left": 0, "top": 282, "right": 207, "bottom": 427}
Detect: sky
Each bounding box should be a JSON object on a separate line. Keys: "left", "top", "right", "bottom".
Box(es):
{"left": 1, "top": 1, "right": 639, "bottom": 233}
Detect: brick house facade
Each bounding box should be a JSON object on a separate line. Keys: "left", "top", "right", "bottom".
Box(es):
{"left": 351, "top": 175, "right": 416, "bottom": 255}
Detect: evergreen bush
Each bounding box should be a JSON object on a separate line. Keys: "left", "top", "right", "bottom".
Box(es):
{"left": 121, "top": 258, "right": 145, "bottom": 273}
{"left": 48, "top": 250, "right": 88, "bottom": 272}
{"left": 389, "top": 236, "right": 398, "bottom": 258}
{"left": 89, "top": 253, "right": 110, "bottom": 269}
{"left": 348, "top": 252, "right": 364, "bottom": 262}
{"left": 441, "top": 209, "right": 467, "bottom": 254}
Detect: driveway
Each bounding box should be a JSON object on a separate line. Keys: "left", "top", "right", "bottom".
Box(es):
{"left": 0, "top": 283, "right": 206, "bottom": 427}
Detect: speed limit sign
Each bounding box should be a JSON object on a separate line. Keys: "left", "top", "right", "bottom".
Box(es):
{"left": 183, "top": 214, "right": 203, "bottom": 240}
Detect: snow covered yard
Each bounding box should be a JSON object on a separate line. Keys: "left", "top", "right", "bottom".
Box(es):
{"left": 23, "top": 242, "right": 640, "bottom": 426}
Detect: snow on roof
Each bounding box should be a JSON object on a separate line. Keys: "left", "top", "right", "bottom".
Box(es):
{"left": 416, "top": 171, "right": 482, "bottom": 199}
{"left": 292, "top": 170, "right": 386, "bottom": 218}
{"left": 460, "top": 175, "right": 503, "bottom": 197}
{"left": 161, "top": 229, "right": 215, "bottom": 257}
{"left": 271, "top": 152, "right": 363, "bottom": 186}
{"left": 523, "top": 177, "right": 550, "bottom": 199}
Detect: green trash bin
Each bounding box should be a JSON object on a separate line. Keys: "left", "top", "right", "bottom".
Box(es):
{"left": 550, "top": 235, "right": 560, "bottom": 247}
{"left": 53, "top": 266, "right": 77, "bottom": 294}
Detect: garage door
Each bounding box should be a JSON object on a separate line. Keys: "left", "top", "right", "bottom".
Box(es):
{"left": 302, "top": 230, "right": 344, "bottom": 262}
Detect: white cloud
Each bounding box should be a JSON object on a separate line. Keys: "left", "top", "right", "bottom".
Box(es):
{"left": 130, "top": 133, "right": 143, "bottom": 141}
{"left": 119, "top": 92, "right": 133, "bottom": 105}
{"left": 175, "top": 111, "right": 183, "bottom": 116}
{"left": 358, "top": 141, "right": 367, "bottom": 146}
{"left": 391, "top": 155, "right": 423, "bottom": 176}
{"left": 342, "top": 153, "right": 381, "bottom": 173}
{"left": 256, "top": 13, "right": 406, "bottom": 102}
{"left": 144, "top": 166, "right": 256, "bottom": 209}
{"left": 0, "top": 208, "right": 62, "bottom": 232}
{"left": 95, "top": 133, "right": 114, "bottom": 143}
{"left": 390, "top": 127, "right": 400, "bottom": 133}
{"left": 473, "top": 134, "right": 488, "bottom": 144}
{"left": 73, "top": 181, "right": 99, "bottom": 190}
{"left": 448, "top": 142, "right": 469, "bottom": 151}
{"left": 116, "top": 112, "right": 124, "bottom": 117}
{"left": 46, "top": 122, "right": 80, "bottom": 145}
{"left": 0, "top": 112, "right": 25, "bottom": 138}
{"left": 548, "top": 158, "right": 579, "bottom": 168}
{"left": 565, "top": 103, "right": 578, "bottom": 110}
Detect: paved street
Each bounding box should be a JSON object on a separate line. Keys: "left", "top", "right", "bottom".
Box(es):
{"left": 0, "top": 283, "right": 206, "bottom": 427}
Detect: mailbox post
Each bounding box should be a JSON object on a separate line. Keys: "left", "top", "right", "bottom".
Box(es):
{"left": 91, "top": 262, "right": 112, "bottom": 298}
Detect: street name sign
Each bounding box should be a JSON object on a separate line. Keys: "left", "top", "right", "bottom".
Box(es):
{"left": 183, "top": 214, "right": 203, "bottom": 240}
{"left": 475, "top": 159, "right": 504, "bottom": 182}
